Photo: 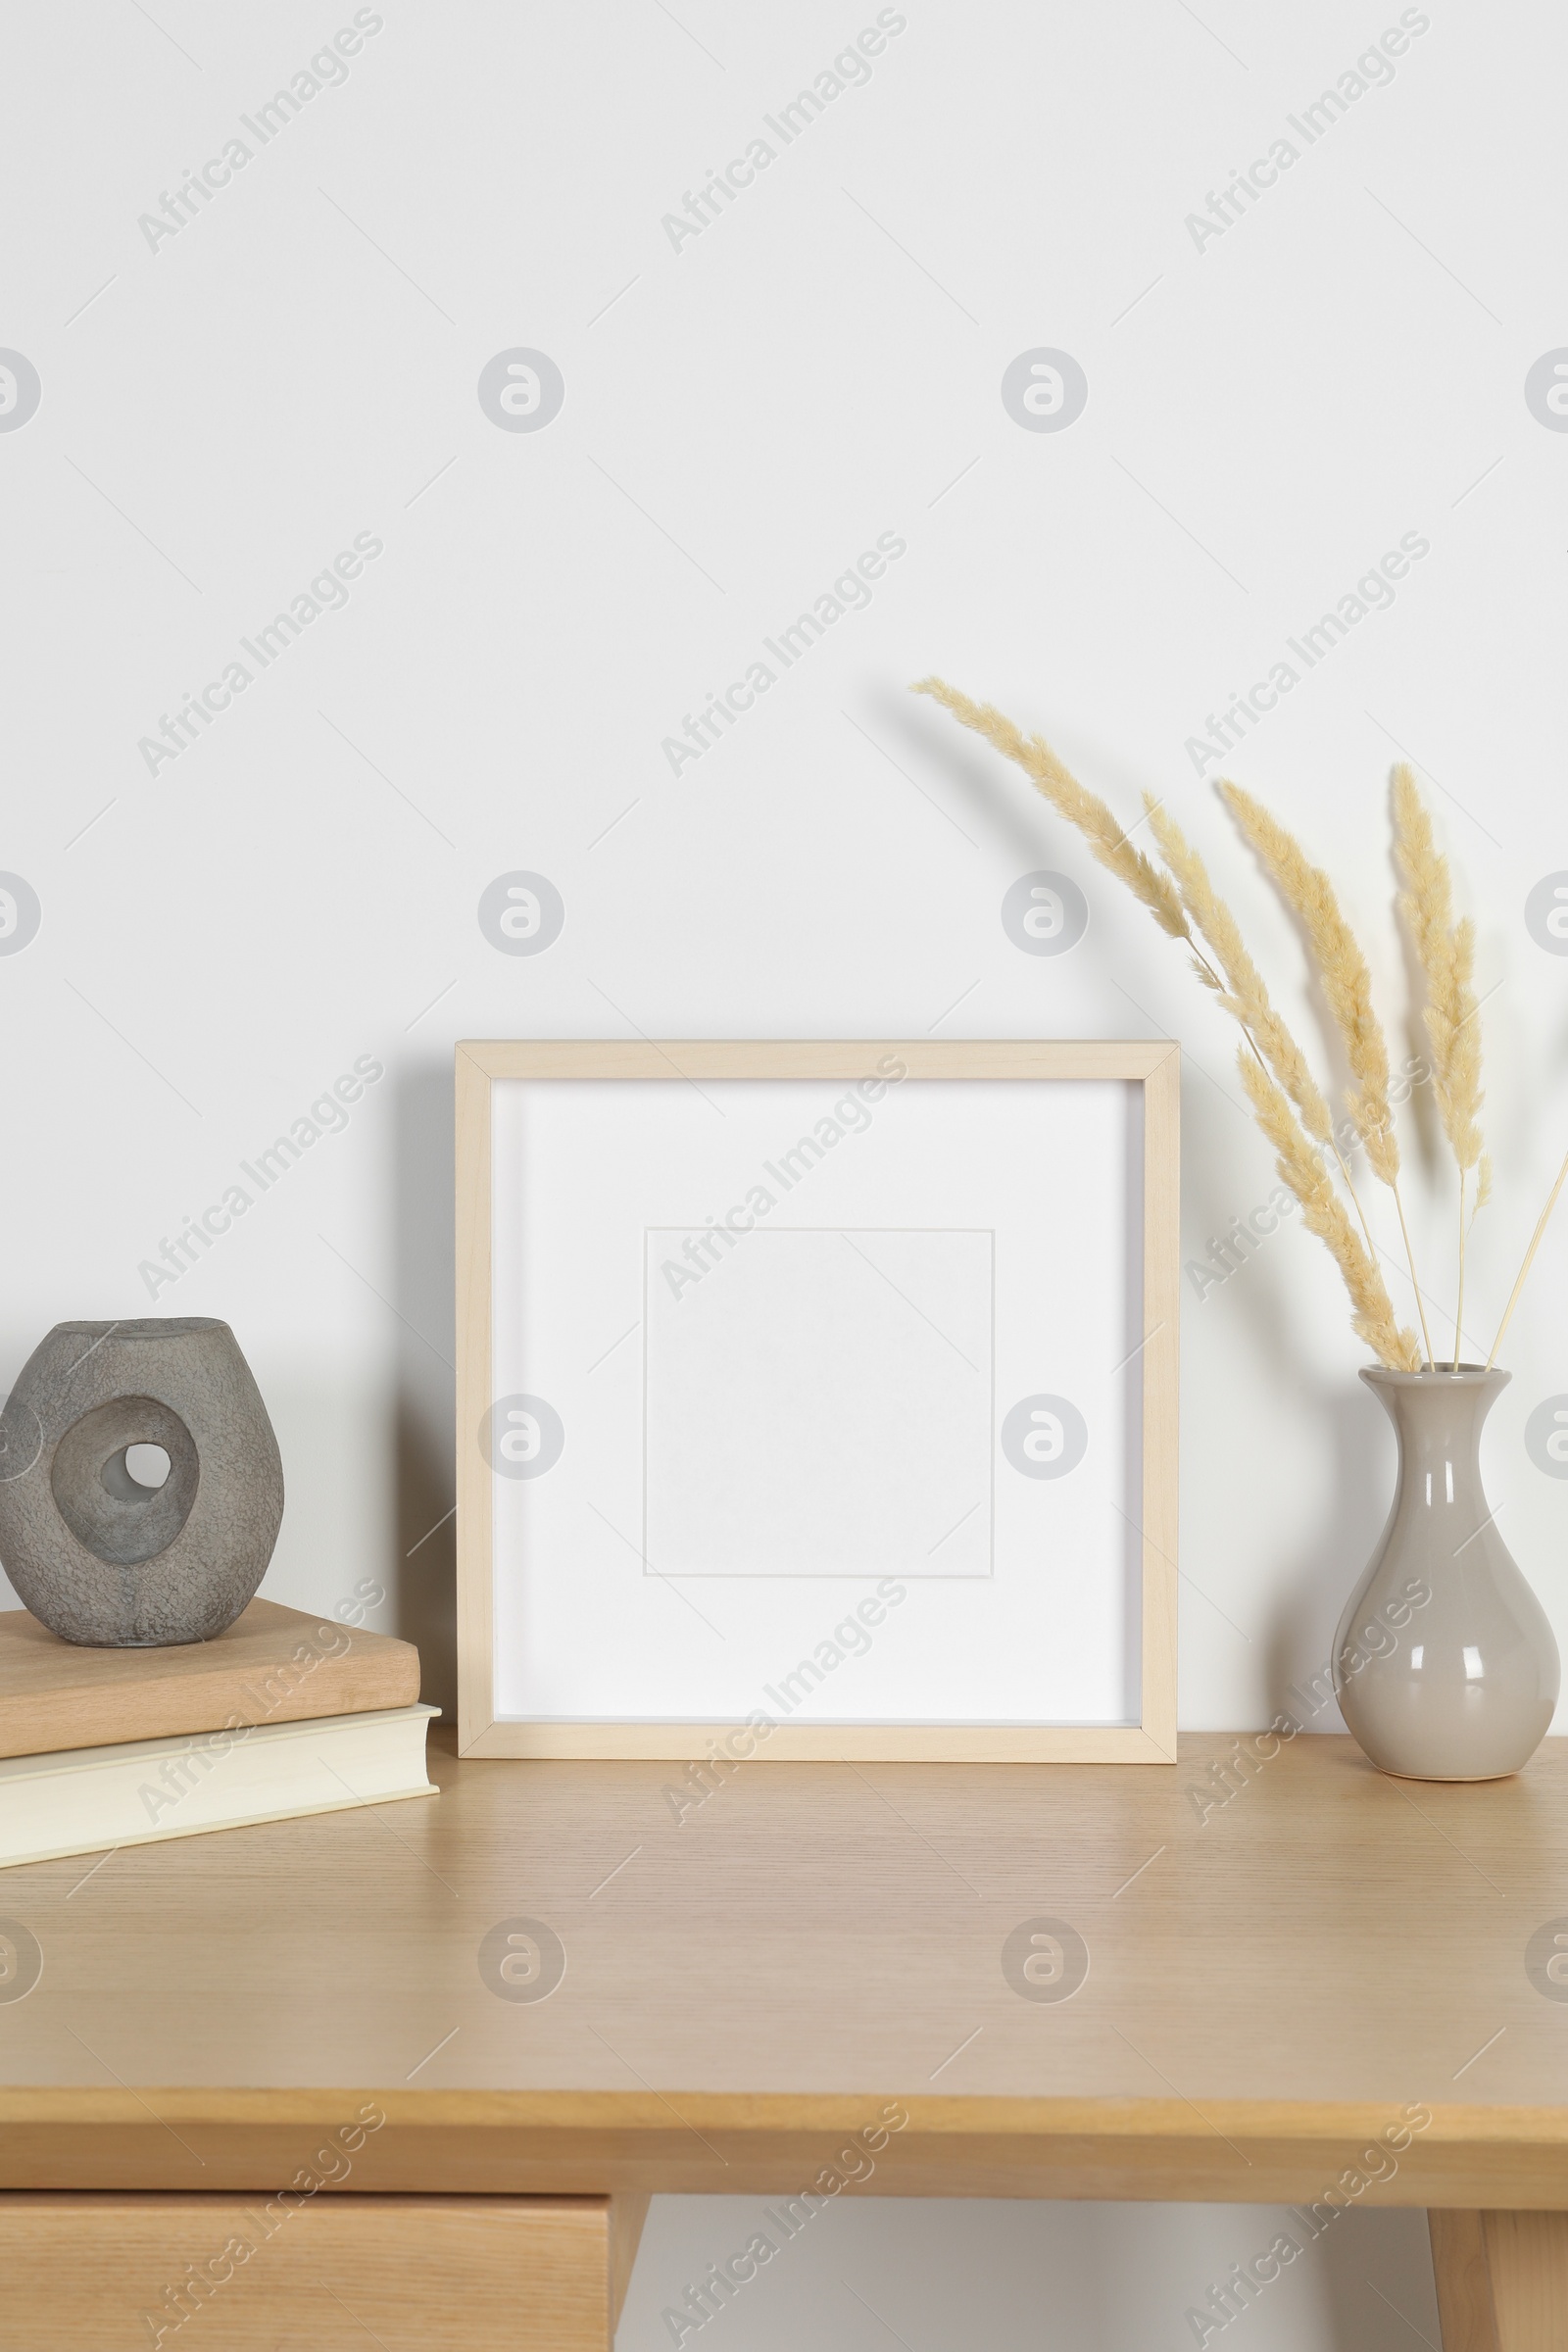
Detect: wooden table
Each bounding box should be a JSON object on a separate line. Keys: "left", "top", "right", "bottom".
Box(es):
{"left": 2, "top": 1729, "right": 1565, "bottom": 2349}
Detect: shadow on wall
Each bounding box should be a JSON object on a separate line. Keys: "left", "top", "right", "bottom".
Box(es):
{"left": 1177, "top": 1055, "right": 1396, "bottom": 1736}
{"left": 1314, "top": 2203, "right": 1443, "bottom": 2350}
{"left": 615, "top": 2194, "right": 1441, "bottom": 2352}
{"left": 1266, "top": 1384, "right": 1394, "bottom": 1731}
{"left": 393, "top": 1058, "right": 458, "bottom": 1718}
{"left": 880, "top": 682, "right": 1049, "bottom": 873}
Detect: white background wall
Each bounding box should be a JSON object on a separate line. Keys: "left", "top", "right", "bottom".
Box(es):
{"left": 4, "top": 1, "right": 1561, "bottom": 2341}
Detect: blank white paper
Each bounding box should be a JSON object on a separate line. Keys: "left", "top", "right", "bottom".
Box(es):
{"left": 490, "top": 1075, "right": 1143, "bottom": 1726}
{"left": 643, "top": 1227, "right": 993, "bottom": 1576}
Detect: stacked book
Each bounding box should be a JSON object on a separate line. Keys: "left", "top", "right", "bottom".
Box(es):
{"left": 0, "top": 1599, "right": 436, "bottom": 1869}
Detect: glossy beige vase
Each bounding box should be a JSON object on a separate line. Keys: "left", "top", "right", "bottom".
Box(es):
{"left": 1334, "top": 1366, "right": 1559, "bottom": 1780}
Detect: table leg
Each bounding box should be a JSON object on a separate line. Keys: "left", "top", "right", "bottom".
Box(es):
{"left": 1430, "top": 2210, "right": 1568, "bottom": 2351}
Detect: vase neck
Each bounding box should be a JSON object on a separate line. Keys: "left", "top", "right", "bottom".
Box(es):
{"left": 1363, "top": 1370, "right": 1506, "bottom": 1512}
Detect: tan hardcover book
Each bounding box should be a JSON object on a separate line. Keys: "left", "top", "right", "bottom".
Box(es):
{"left": 0, "top": 1599, "right": 422, "bottom": 1759}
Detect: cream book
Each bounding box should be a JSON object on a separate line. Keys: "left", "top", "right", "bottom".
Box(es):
{"left": 0, "top": 1703, "right": 438, "bottom": 1869}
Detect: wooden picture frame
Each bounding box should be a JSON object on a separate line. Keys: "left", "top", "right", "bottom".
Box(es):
{"left": 456, "top": 1041, "right": 1178, "bottom": 1762}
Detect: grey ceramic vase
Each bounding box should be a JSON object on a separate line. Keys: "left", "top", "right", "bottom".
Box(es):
{"left": 0, "top": 1317, "right": 283, "bottom": 1647}
{"left": 1334, "top": 1365, "right": 1558, "bottom": 1781}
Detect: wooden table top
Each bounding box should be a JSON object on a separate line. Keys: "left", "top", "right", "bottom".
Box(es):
{"left": 3, "top": 1729, "right": 1566, "bottom": 2205}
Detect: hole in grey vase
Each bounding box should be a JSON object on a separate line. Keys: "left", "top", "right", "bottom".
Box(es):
{"left": 122, "top": 1444, "right": 172, "bottom": 1492}
{"left": 52, "top": 1396, "right": 200, "bottom": 1567}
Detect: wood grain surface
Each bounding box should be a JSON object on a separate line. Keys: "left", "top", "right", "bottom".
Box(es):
{"left": 1432, "top": 2209, "right": 1504, "bottom": 2351}
{"left": 1482, "top": 2212, "right": 1568, "bottom": 2348}
{"left": 1, "top": 1729, "right": 1565, "bottom": 2202}
{"left": 0, "top": 1600, "right": 422, "bottom": 1758}
{"left": 1431, "top": 2208, "right": 1568, "bottom": 2350}
{"left": 0, "top": 2192, "right": 644, "bottom": 2351}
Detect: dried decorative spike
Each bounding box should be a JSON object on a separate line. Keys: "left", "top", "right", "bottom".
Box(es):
{"left": 1145, "top": 797, "right": 1334, "bottom": 1147}
{"left": 911, "top": 678, "right": 1189, "bottom": 939}
{"left": 1238, "top": 1054, "right": 1421, "bottom": 1372}
{"left": 1219, "top": 782, "right": 1400, "bottom": 1182}
{"left": 1392, "top": 766, "right": 1485, "bottom": 1177}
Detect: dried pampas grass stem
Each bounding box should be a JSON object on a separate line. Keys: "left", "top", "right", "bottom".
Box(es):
{"left": 908, "top": 675, "right": 1545, "bottom": 1374}
{"left": 909, "top": 678, "right": 1194, "bottom": 947}
{"left": 1220, "top": 781, "right": 1435, "bottom": 1368}
{"left": 1143, "top": 799, "right": 1328, "bottom": 1132}
{"left": 1140, "top": 797, "right": 1390, "bottom": 1266}
{"left": 1393, "top": 764, "right": 1486, "bottom": 1366}
{"left": 1239, "top": 1053, "right": 1421, "bottom": 1371}
{"left": 1489, "top": 1143, "right": 1568, "bottom": 1368}
{"left": 909, "top": 674, "right": 1420, "bottom": 1366}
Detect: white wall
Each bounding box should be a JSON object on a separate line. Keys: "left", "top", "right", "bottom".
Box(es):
{"left": 618, "top": 2197, "right": 1444, "bottom": 2352}
{"left": 4, "top": 0, "right": 1557, "bottom": 2339}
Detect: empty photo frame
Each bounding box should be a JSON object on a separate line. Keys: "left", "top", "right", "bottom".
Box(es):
{"left": 456, "top": 1041, "right": 1178, "bottom": 1761}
